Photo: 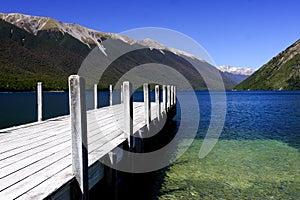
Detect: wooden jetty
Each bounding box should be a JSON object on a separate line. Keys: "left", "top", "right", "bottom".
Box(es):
{"left": 0, "top": 75, "right": 177, "bottom": 199}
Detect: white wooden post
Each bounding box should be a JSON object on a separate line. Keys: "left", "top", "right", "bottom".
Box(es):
{"left": 94, "top": 84, "right": 98, "bottom": 110}
{"left": 174, "top": 86, "right": 176, "bottom": 105}
{"left": 167, "top": 85, "right": 171, "bottom": 111}
{"left": 120, "top": 85, "right": 123, "bottom": 104}
{"left": 162, "top": 85, "right": 167, "bottom": 113}
{"left": 37, "top": 82, "right": 42, "bottom": 122}
{"left": 171, "top": 85, "right": 174, "bottom": 107}
{"left": 69, "top": 75, "right": 88, "bottom": 199}
{"left": 155, "top": 85, "right": 160, "bottom": 121}
{"left": 143, "top": 83, "right": 151, "bottom": 128}
{"left": 109, "top": 84, "right": 113, "bottom": 106}
{"left": 123, "top": 81, "right": 133, "bottom": 147}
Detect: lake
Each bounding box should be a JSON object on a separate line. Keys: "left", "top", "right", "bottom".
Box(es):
{"left": 0, "top": 91, "right": 113, "bottom": 129}
{"left": 0, "top": 91, "right": 299, "bottom": 199}
{"left": 156, "top": 91, "right": 300, "bottom": 199}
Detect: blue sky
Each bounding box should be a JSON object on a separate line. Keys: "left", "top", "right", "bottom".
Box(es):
{"left": 1, "top": 0, "right": 299, "bottom": 69}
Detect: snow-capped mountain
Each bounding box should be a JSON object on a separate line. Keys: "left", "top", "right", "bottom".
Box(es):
{"left": 217, "top": 66, "right": 255, "bottom": 76}
{"left": 0, "top": 12, "right": 199, "bottom": 60}
{"left": 217, "top": 66, "right": 255, "bottom": 84}
{"left": 134, "top": 38, "right": 199, "bottom": 59}
{"left": 0, "top": 12, "right": 111, "bottom": 53}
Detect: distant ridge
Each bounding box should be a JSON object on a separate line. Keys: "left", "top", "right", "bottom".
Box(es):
{"left": 235, "top": 39, "right": 300, "bottom": 90}
{"left": 217, "top": 66, "right": 255, "bottom": 84}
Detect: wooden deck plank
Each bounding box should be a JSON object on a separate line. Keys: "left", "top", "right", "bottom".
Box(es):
{"left": 16, "top": 166, "right": 73, "bottom": 200}
{"left": 88, "top": 125, "right": 122, "bottom": 152}
{"left": 0, "top": 117, "right": 68, "bottom": 142}
{"left": 88, "top": 128, "right": 124, "bottom": 156}
{"left": 0, "top": 146, "right": 70, "bottom": 192}
{"left": 0, "top": 134, "right": 69, "bottom": 169}
{"left": 0, "top": 141, "right": 69, "bottom": 179}
{"left": 0, "top": 134, "right": 68, "bottom": 161}
{"left": 0, "top": 102, "right": 167, "bottom": 199}
{"left": 89, "top": 134, "right": 126, "bottom": 165}
{"left": 0, "top": 156, "right": 71, "bottom": 199}
{"left": 0, "top": 105, "right": 118, "bottom": 144}
{"left": 0, "top": 124, "right": 69, "bottom": 153}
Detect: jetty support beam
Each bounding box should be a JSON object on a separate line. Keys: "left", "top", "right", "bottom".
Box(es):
{"left": 94, "top": 84, "right": 98, "bottom": 110}
{"left": 143, "top": 83, "right": 151, "bottom": 129}
{"left": 155, "top": 85, "right": 160, "bottom": 122}
{"left": 109, "top": 84, "right": 113, "bottom": 106}
{"left": 123, "top": 81, "right": 133, "bottom": 149}
{"left": 37, "top": 82, "right": 42, "bottom": 122}
{"left": 69, "top": 75, "right": 89, "bottom": 200}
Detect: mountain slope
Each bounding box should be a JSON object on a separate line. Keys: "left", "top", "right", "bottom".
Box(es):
{"left": 235, "top": 39, "right": 300, "bottom": 90}
{"left": 0, "top": 18, "right": 93, "bottom": 91}
{"left": 0, "top": 13, "right": 108, "bottom": 51}
{"left": 0, "top": 12, "right": 235, "bottom": 91}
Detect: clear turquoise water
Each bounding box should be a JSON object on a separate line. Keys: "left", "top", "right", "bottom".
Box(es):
{"left": 158, "top": 91, "right": 300, "bottom": 199}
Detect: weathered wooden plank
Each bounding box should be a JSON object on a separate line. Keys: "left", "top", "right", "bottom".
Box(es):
{"left": 0, "top": 156, "right": 71, "bottom": 199}
{"left": 16, "top": 166, "right": 73, "bottom": 200}
{"left": 88, "top": 123, "right": 122, "bottom": 147}
{"left": 0, "top": 134, "right": 69, "bottom": 169}
{"left": 0, "top": 146, "right": 70, "bottom": 191}
{"left": 88, "top": 126, "right": 123, "bottom": 154}
{"left": 87, "top": 103, "right": 144, "bottom": 145}
{"left": 86, "top": 108, "right": 124, "bottom": 137}
{"left": 0, "top": 120, "right": 68, "bottom": 144}
{"left": 133, "top": 103, "right": 161, "bottom": 134}
{"left": 89, "top": 126, "right": 124, "bottom": 148}
{"left": 88, "top": 129, "right": 124, "bottom": 165}
{"left": 87, "top": 115, "right": 120, "bottom": 138}
{"left": 0, "top": 105, "right": 114, "bottom": 143}
{"left": 87, "top": 113, "right": 122, "bottom": 135}
{"left": 0, "top": 128, "right": 69, "bottom": 154}
{"left": 0, "top": 132, "right": 67, "bottom": 159}
{"left": 89, "top": 134, "right": 125, "bottom": 165}
{"left": 88, "top": 121, "right": 121, "bottom": 144}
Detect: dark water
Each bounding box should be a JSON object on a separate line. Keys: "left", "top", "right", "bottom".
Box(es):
{"left": 197, "top": 91, "right": 300, "bottom": 150}
{"left": 1, "top": 91, "right": 299, "bottom": 199}
{"left": 0, "top": 91, "right": 111, "bottom": 129}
